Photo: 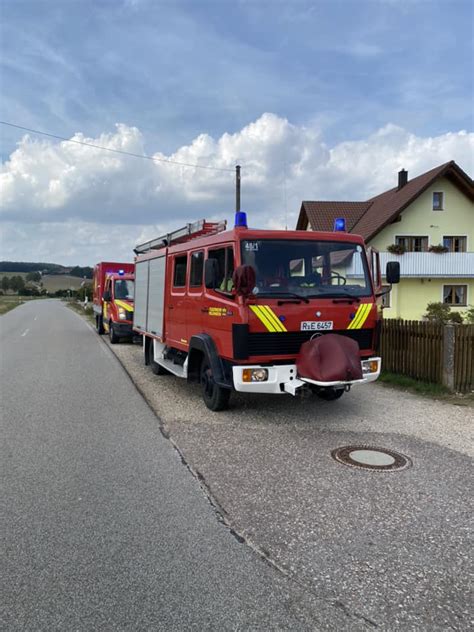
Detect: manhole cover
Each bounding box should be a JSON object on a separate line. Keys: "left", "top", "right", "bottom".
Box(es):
{"left": 331, "top": 446, "right": 411, "bottom": 471}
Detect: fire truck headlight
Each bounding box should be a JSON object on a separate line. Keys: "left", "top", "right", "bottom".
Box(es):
{"left": 242, "top": 368, "right": 269, "bottom": 382}
{"left": 362, "top": 360, "right": 379, "bottom": 374}
{"left": 118, "top": 308, "right": 127, "bottom": 320}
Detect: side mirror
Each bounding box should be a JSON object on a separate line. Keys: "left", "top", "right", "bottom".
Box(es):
{"left": 103, "top": 290, "right": 111, "bottom": 302}
{"left": 233, "top": 264, "right": 256, "bottom": 297}
{"left": 386, "top": 261, "right": 400, "bottom": 284}
{"left": 204, "top": 258, "right": 219, "bottom": 289}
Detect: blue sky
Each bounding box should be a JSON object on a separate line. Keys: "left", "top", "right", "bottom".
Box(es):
{"left": 1, "top": 0, "right": 473, "bottom": 264}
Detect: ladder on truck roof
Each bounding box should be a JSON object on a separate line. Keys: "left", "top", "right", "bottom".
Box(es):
{"left": 134, "top": 219, "right": 227, "bottom": 254}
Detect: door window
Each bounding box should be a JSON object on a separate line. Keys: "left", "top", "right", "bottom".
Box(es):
{"left": 173, "top": 255, "right": 187, "bottom": 287}
{"left": 190, "top": 251, "right": 204, "bottom": 287}
{"left": 208, "top": 246, "right": 234, "bottom": 293}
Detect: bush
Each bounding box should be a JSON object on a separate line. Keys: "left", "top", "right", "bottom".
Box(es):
{"left": 428, "top": 244, "right": 449, "bottom": 254}
{"left": 387, "top": 244, "right": 406, "bottom": 255}
{"left": 463, "top": 306, "right": 474, "bottom": 324}
{"left": 424, "top": 301, "right": 464, "bottom": 324}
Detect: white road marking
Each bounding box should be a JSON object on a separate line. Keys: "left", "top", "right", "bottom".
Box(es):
{"left": 34, "top": 316, "right": 37, "bottom": 321}
{"left": 21, "top": 328, "right": 30, "bottom": 337}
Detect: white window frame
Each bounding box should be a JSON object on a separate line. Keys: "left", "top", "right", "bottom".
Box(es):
{"left": 381, "top": 285, "right": 391, "bottom": 308}
{"left": 441, "top": 284, "right": 468, "bottom": 307}
{"left": 432, "top": 191, "right": 445, "bottom": 211}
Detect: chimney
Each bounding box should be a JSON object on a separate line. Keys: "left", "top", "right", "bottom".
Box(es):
{"left": 398, "top": 169, "right": 408, "bottom": 189}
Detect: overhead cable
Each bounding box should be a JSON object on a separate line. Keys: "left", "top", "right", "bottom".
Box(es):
{"left": 0, "top": 121, "right": 236, "bottom": 172}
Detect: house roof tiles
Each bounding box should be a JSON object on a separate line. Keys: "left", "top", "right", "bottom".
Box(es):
{"left": 298, "top": 161, "right": 473, "bottom": 241}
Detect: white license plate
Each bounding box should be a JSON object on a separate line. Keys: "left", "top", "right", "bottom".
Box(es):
{"left": 300, "top": 321, "right": 333, "bottom": 331}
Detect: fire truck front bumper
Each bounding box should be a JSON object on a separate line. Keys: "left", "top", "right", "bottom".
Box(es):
{"left": 111, "top": 321, "right": 134, "bottom": 337}
{"left": 232, "top": 358, "right": 381, "bottom": 396}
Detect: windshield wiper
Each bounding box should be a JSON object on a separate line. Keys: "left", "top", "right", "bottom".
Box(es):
{"left": 256, "top": 291, "right": 310, "bottom": 304}
{"left": 307, "top": 291, "right": 361, "bottom": 303}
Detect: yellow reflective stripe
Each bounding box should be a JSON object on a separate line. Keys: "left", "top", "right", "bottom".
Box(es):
{"left": 357, "top": 303, "right": 372, "bottom": 329}
{"left": 260, "top": 305, "right": 287, "bottom": 332}
{"left": 348, "top": 303, "right": 371, "bottom": 330}
{"left": 250, "top": 305, "right": 278, "bottom": 332}
{"left": 115, "top": 300, "right": 133, "bottom": 312}
{"left": 347, "top": 304, "right": 367, "bottom": 329}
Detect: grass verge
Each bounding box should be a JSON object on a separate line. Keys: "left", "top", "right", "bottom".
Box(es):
{"left": 379, "top": 371, "right": 473, "bottom": 405}
{"left": 66, "top": 300, "right": 95, "bottom": 325}
{"left": 0, "top": 295, "right": 47, "bottom": 315}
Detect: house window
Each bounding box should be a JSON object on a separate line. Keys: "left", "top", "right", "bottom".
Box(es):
{"left": 381, "top": 285, "right": 391, "bottom": 308}
{"left": 443, "top": 236, "right": 467, "bottom": 253}
{"left": 433, "top": 192, "right": 444, "bottom": 210}
{"left": 396, "top": 236, "right": 429, "bottom": 252}
{"left": 173, "top": 255, "right": 187, "bottom": 287}
{"left": 189, "top": 251, "right": 204, "bottom": 287}
{"left": 443, "top": 285, "right": 467, "bottom": 306}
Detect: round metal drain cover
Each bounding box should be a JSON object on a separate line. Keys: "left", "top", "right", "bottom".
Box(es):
{"left": 331, "top": 445, "right": 411, "bottom": 471}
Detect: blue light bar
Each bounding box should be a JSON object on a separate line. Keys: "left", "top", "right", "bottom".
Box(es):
{"left": 118, "top": 269, "right": 125, "bottom": 276}
{"left": 334, "top": 218, "right": 346, "bottom": 232}
{"left": 234, "top": 211, "right": 248, "bottom": 228}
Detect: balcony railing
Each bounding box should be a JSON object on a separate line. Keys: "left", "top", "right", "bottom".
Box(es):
{"left": 378, "top": 252, "right": 474, "bottom": 278}
{"left": 348, "top": 252, "right": 474, "bottom": 278}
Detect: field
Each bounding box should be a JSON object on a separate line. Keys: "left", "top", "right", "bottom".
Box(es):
{"left": 0, "top": 272, "right": 85, "bottom": 292}
{"left": 41, "top": 275, "right": 85, "bottom": 291}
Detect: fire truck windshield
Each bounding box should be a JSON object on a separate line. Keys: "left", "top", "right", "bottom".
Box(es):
{"left": 241, "top": 240, "right": 372, "bottom": 299}
{"left": 114, "top": 279, "right": 134, "bottom": 300}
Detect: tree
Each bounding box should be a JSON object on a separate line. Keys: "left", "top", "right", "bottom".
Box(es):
{"left": 463, "top": 306, "right": 474, "bottom": 324}
{"left": 1, "top": 276, "right": 9, "bottom": 292}
{"left": 26, "top": 271, "right": 41, "bottom": 282}
{"left": 9, "top": 275, "right": 25, "bottom": 294}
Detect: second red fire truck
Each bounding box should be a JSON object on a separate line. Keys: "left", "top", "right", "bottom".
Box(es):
{"left": 133, "top": 214, "right": 399, "bottom": 410}
{"left": 92, "top": 261, "right": 135, "bottom": 343}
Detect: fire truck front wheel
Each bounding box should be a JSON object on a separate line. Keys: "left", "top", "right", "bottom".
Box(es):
{"left": 109, "top": 322, "right": 120, "bottom": 344}
{"left": 200, "top": 360, "right": 230, "bottom": 412}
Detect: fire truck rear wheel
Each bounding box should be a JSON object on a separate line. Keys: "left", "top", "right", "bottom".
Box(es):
{"left": 147, "top": 342, "right": 169, "bottom": 375}
{"left": 200, "top": 359, "right": 230, "bottom": 411}
{"left": 96, "top": 315, "right": 105, "bottom": 335}
{"left": 316, "top": 387, "right": 345, "bottom": 401}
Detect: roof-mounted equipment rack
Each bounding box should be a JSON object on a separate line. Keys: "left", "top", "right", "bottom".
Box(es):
{"left": 134, "top": 219, "right": 227, "bottom": 254}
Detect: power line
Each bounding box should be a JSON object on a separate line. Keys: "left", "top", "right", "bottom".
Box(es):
{"left": 0, "top": 121, "right": 236, "bottom": 173}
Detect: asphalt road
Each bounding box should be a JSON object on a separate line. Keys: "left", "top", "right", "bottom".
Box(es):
{"left": 108, "top": 327, "right": 474, "bottom": 631}
{"left": 1, "top": 300, "right": 348, "bottom": 631}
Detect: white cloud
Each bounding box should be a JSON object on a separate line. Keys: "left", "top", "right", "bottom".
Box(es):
{"left": 1, "top": 114, "right": 472, "bottom": 265}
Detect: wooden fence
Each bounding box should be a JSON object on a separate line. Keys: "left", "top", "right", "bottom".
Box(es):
{"left": 380, "top": 320, "right": 473, "bottom": 393}
{"left": 454, "top": 325, "right": 474, "bottom": 393}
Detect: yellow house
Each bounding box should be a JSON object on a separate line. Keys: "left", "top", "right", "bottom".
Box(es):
{"left": 296, "top": 161, "right": 474, "bottom": 320}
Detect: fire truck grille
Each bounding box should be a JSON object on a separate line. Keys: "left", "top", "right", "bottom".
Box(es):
{"left": 247, "top": 329, "right": 373, "bottom": 357}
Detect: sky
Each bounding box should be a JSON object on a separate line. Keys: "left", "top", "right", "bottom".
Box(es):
{"left": 1, "top": 0, "right": 473, "bottom": 265}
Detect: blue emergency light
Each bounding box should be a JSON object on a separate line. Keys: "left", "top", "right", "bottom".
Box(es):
{"left": 334, "top": 218, "right": 346, "bottom": 232}
{"left": 234, "top": 211, "right": 248, "bottom": 228}
{"left": 118, "top": 269, "right": 125, "bottom": 276}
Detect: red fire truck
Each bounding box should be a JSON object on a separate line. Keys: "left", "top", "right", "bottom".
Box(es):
{"left": 133, "top": 215, "right": 399, "bottom": 410}
{"left": 92, "top": 261, "right": 135, "bottom": 343}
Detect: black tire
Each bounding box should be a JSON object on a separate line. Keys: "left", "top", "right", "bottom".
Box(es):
{"left": 200, "top": 359, "right": 230, "bottom": 411}
{"left": 316, "top": 387, "right": 345, "bottom": 401}
{"left": 96, "top": 315, "right": 105, "bottom": 335}
{"left": 109, "top": 322, "right": 120, "bottom": 344}
{"left": 148, "top": 341, "right": 169, "bottom": 375}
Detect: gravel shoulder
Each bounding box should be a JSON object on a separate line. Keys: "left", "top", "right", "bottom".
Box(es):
{"left": 102, "top": 332, "right": 473, "bottom": 631}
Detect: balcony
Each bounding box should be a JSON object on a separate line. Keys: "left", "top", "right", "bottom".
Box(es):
{"left": 348, "top": 252, "right": 474, "bottom": 278}
{"left": 378, "top": 252, "right": 474, "bottom": 278}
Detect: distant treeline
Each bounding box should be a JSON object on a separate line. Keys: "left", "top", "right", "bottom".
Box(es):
{"left": 0, "top": 262, "right": 93, "bottom": 279}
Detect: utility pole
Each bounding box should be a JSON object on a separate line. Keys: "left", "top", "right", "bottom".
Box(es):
{"left": 235, "top": 165, "right": 241, "bottom": 212}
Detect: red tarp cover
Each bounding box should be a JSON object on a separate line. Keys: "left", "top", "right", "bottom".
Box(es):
{"left": 296, "top": 334, "right": 363, "bottom": 383}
